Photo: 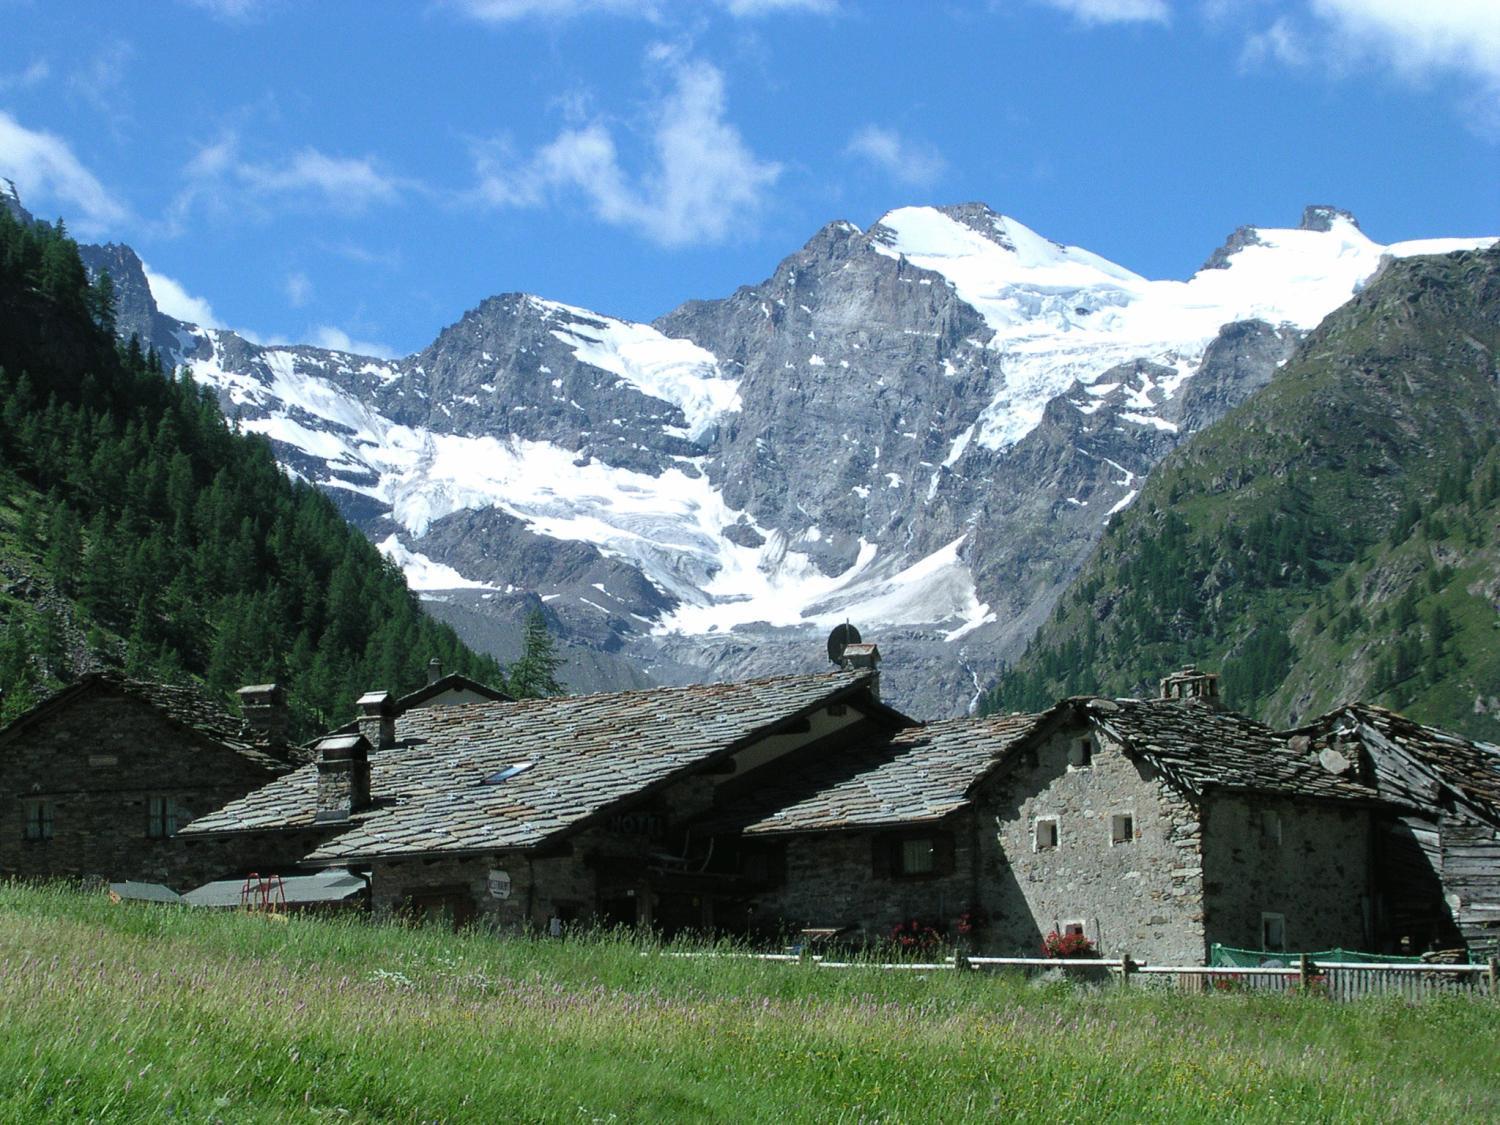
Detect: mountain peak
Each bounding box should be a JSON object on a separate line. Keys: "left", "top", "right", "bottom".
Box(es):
{"left": 2, "top": 179, "right": 36, "bottom": 225}
{"left": 1299, "top": 205, "right": 1361, "bottom": 233}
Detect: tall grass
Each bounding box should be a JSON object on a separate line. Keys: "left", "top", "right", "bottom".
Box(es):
{"left": 1, "top": 883, "right": 1496, "bottom": 1122}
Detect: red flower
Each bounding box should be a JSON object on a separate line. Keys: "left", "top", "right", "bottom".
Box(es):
{"left": 1042, "top": 930, "right": 1097, "bottom": 958}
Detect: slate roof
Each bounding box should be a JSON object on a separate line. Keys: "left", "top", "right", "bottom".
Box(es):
{"left": 705, "top": 695, "right": 1379, "bottom": 837}
{"left": 182, "top": 670, "right": 890, "bottom": 859}
{"left": 717, "top": 713, "right": 1044, "bottom": 835}
{"left": 0, "top": 673, "right": 292, "bottom": 773}
{"left": 1084, "top": 697, "right": 1377, "bottom": 802}
{"left": 1292, "top": 703, "right": 1500, "bottom": 824}
{"left": 394, "top": 673, "right": 513, "bottom": 711}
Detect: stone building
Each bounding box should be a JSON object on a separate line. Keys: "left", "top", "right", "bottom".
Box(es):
{"left": 0, "top": 675, "right": 304, "bottom": 887}
{"left": 1287, "top": 703, "right": 1500, "bottom": 956}
{"left": 716, "top": 670, "right": 1380, "bottom": 964}
{"left": 390, "top": 659, "right": 513, "bottom": 711}
{"left": 165, "top": 654, "right": 1493, "bottom": 963}
{"left": 181, "top": 666, "right": 910, "bottom": 931}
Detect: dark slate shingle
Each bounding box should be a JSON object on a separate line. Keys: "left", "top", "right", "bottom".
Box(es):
{"left": 183, "top": 670, "right": 878, "bottom": 857}
{"left": 718, "top": 713, "right": 1044, "bottom": 835}
{"left": 1086, "top": 698, "right": 1377, "bottom": 801}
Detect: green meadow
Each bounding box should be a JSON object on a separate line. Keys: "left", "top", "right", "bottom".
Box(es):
{"left": 1, "top": 883, "right": 1495, "bottom": 1123}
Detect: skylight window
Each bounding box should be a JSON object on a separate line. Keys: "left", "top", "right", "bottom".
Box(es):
{"left": 482, "top": 762, "right": 534, "bottom": 785}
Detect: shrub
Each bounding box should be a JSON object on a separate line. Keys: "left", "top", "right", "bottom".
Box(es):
{"left": 1042, "top": 930, "right": 1098, "bottom": 959}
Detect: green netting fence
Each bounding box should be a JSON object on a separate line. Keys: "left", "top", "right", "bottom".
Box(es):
{"left": 1210, "top": 944, "right": 1428, "bottom": 967}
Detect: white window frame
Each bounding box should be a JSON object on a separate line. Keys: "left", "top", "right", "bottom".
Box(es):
{"left": 1110, "top": 812, "right": 1135, "bottom": 846}
{"left": 1033, "top": 817, "right": 1060, "bottom": 852}
{"left": 1062, "top": 919, "right": 1088, "bottom": 939}
{"left": 1261, "top": 911, "right": 1287, "bottom": 953}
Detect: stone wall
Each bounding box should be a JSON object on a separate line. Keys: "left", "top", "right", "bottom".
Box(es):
{"left": 367, "top": 822, "right": 670, "bottom": 933}
{"left": 974, "top": 722, "right": 1206, "bottom": 964}
{"left": 749, "top": 822, "right": 978, "bottom": 945}
{"left": 1201, "top": 792, "right": 1374, "bottom": 953}
{"left": 0, "top": 690, "right": 286, "bottom": 888}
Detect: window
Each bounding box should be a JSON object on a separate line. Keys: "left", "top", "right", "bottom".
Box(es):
{"left": 147, "top": 796, "right": 179, "bottom": 839}
{"left": 899, "top": 838, "right": 935, "bottom": 875}
{"left": 482, "top": 761, "right": 534, "bottom": 785}
{"left": 1261, "top": 809, "right": 1282, "bottom": 846}
{"left": 1261, "top": 912, "right": 1286, "bottom": 953}
{"left": 1110, "top": 813, "right": 1135, "bottom": 845}
{"left": 1068, "top": 738, "right": 1093, "bottom": 769}
{"left": 23, "top": 799, "right": 53, "bottom": 841}
{"left": 1034, "top": 817, "right": 1059, "bottom": 851}
{"left": 875, "top": 832, "right": 952, "bottom": 879}
{"left": 1063, "top": 920, "right": 1086, "bottom": 939}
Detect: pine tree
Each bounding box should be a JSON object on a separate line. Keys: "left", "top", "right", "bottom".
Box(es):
{"left": 507, "top": 610, "right": 564, "bottom": 699}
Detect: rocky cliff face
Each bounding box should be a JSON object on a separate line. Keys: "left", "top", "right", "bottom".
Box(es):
{"left": 79, "top": 199, "right": 1495, "bottom": 717}
{"left": 75, "top": 243, "right": 191, "bottom": 363}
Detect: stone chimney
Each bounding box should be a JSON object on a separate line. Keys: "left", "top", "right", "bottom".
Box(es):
{"left": 427, "top": 658, "right": 442, "bottom": 686}
{"left": 1159, "top": 667, "right": 1221, "bottom": 706}
{"left": 840, "top": 642, "right": 882, "bottom": 700}
{"left": 237, "top": 683, "right": 289, "bottom": 745}
{"left": 314, "top": 733, "right": 372, "bottom": 822}
{"left": 356, "top": 690, "right": 397, "bottom": 751}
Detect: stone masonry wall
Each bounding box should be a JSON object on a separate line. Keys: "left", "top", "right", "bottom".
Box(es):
{"left": 0, "top": 692, "right": 285, "bottom": 888}
{"left": 1201, "top": 792, "right": 1374, "bottom": 953}
{"left": 368, "top": 825, "right": 650, "bottom": 933}
{"left": 750, "top": 821, "right": 979, "bottom": 945}
{"left": 977, "top": 723, "right": 1207, "bottom": 964}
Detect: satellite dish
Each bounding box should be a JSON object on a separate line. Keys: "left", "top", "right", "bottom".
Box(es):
{"left": 827, "top": 622, "right": 862, "bottom": 666}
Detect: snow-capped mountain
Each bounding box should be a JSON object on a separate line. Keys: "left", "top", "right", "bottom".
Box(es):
{"left": 90, "top": 201, "right": 1496, "bottom": 716}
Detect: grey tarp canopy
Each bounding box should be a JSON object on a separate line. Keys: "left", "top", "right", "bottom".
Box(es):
{"left": 181, "top": 870, "right": 368, "bottom": 908}
{"left": 109, "top": 881, "right": 184, "bottom": 904}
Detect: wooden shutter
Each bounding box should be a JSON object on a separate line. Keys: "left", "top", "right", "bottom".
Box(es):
{"left": 932, "top": 831, "right": 955, "bottom": 876}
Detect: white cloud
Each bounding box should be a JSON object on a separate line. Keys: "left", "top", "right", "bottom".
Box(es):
{"left": 845, "top": 125, "right": 946, "bottom": 187}
{"left": 719, "top": 0, "right": 837, "bottom": 14}
{"left": 447, "top": 0, "right": 831, "bottom": 20}
{"left": 310, "top": 324, "right": 397, "bottom": 359}
{"left": 170, "top": 134, "right": 410, "bottom": 227}
{"left": 0, "top": 110, "right": 128, "bottom": 233}
{"left": 142, "top": 264, "right": 224, "bottom": 328}
{"left": 69, "top": 41, "right": 133, "bottom": 116}
{"left": 240, "top": 148, "right": 405, "bottom": 210}
{"left": 1242, "top": 15, "right": 1308, "bottom": 67}
{"left": 446, "top": 0, "right": 657, "bottom": 19}
{"left": 1306, "top": 0, "right": 1500, "bottom": 88}
{"left": 474, "top": 56, "right": 781, "bottom": 247}
{"left": 284, "top": 271, "right": 312, "bottom": 307}
{"left": 1237, "top": 2, "right": 1500, "bottom": 126}
{"left": 0, "top": 59, "right": 50, "bottom": 92}
{"left": 1035, "top": 0, "right": 1170, "bottom": 25}
{"left": 181, "top": 0, "right": 273, "bottom": 18}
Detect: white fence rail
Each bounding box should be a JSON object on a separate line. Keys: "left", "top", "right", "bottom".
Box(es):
{"left": 659, "top": 949, "right": 1500, "bottom": 1001}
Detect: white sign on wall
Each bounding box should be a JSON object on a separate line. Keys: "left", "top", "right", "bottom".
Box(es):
{"left": 487, "top": 869, "right": 512, "bottom": 899}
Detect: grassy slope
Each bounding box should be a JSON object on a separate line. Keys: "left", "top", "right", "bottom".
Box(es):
{"left": 983, "top": 248, "right": 1500, "bottom": 737}
{"left": 2, "top": 885, "right": 1497, "bottom": 1122}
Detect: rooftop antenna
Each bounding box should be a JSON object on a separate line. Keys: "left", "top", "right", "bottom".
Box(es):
{"left": 826, "top": 621, "right": 862, "bottom": 666}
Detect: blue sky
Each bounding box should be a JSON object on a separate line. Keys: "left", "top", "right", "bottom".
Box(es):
{"left": 1, "top": 0, "right": 1495, "bottom": 357}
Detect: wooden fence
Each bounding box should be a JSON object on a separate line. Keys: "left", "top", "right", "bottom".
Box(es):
{"left": 662, "top": 950, "right": 1500, "bottom": 1001}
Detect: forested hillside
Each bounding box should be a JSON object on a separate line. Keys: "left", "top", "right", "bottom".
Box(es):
{"left": 981, "top": 247, "right": 1500, "bottom": 739}
{"left": 0, "top": 207, "right": 503, "bottom": 734}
